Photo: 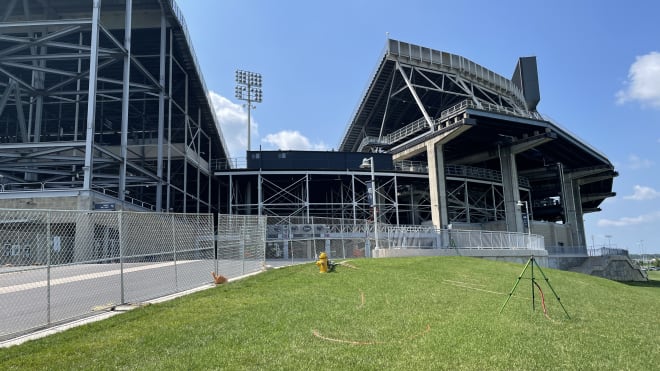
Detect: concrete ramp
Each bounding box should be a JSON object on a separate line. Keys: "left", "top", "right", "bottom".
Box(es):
{"left": 570, "top": 255, "right": 648, "bottom": 282}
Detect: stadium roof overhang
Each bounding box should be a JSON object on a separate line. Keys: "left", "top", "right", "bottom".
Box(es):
{"left": 339, "top": 39, "right": 616, "bottom": 213}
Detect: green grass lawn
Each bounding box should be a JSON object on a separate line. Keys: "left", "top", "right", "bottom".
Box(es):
{"left": 1, "top": 256, "right": 659, "bottom": 370}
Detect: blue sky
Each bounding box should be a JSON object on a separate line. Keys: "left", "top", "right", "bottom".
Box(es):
{"left": 176, "top": 0, "right": 660, "bottom": 254}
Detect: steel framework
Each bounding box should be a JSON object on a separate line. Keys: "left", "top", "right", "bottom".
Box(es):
{"left": 217, "top": 162, "right": 532, "bottom": 230}
{"left": 0, "top": 0, "right": 228, "bottom": 212}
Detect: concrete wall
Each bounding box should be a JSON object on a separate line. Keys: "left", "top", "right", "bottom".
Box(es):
{"left": 0, "top": 195, "right": 80, "bottom": 210}
{"left": 548, "top": 256, "right": 588, "bottom": 270}
{"left": 532, "top": 221, "right": 574, "bottom": 249}
{"left": 0, "top": 192, "right": 146, "bottom": 211}
{"left": 570, "top": 256, "right": 648, "bottom": 282}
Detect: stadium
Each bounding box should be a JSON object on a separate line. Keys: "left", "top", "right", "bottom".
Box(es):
{"left": 0, "top": 1, "right": 620, "bottom": 270}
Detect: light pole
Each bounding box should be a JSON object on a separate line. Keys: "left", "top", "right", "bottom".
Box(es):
{"left": 517, "top": 200, "right": 531, "bottom": 247}
{"left": 235, "top": 70, "right": 262, "bottom": 152}
{"left": 360, "top": 157, "right": 380, "bottom": 251}
{"left": 605, "top": 235, "right": 612, "bottom": 249}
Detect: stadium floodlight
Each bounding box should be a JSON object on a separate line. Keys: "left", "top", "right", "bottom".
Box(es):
{"left": 360, "top": 157, "right": 380, "bottom": 252}
{"left": 235, "top": 69, "right": 263, "bottom": 152}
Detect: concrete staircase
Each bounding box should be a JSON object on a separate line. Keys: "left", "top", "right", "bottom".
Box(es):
{"left": 569, "top": 255, "right": 648, "bottom": 282}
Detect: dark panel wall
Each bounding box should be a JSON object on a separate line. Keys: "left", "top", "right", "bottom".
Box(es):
{"left": 247, "top": 151, "right": 393, "bottom": 171}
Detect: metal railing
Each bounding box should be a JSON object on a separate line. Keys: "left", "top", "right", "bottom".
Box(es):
{"left": 393, "top": 160, "right": 428, "bottom": 173}
{"left": 213, "top": 157, "right": 247, "bottom": 170}
{"left": 0, "top": 209, "right": 266, "bottom": 340}
{"left": 439, "top": 99, "right": 544, "bottom": 122}
{"left": 588, "top": 247, "right": 629, "bottom": 257}
{"left": 393, "top": 162, "right": 531, "bottom": 188}
{"left": 358, "top": 99, "right": 546, "bottom": 152}
{"left": 383, "top": 225, "right": 544, "bottom": 250}
{"left": 263, "top": 216, "right": 545, "bottom": 262}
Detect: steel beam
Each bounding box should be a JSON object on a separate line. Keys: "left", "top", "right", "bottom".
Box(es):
{"left": 396, "top": 62, "right": 434, "bottom": 128}
{"left": 119, "top": 0, "right": 132, "bottom": 204}
{"left": 83, "top": 0, "right": 101, "bottom": 190}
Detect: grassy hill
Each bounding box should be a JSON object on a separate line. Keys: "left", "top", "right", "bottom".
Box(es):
{"left": 1, "top": 256, "right": 659, "bottom": 370}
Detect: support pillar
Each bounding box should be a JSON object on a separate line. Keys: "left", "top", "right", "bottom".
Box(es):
{"left": 499, "top": 146, "right": 523, "bottom": 232}
{"left": 427, "top": 141, "right": 448, "bottom": 228}
{"left": 561, "top": 172, "right": 585, "bottom": 249}
{"left": 83, "top": 0, "right": 102, "bottom": 191}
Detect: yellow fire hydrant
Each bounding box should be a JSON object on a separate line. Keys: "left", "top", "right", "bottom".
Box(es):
{"left": 316, "top": 252, "right": 329, "bottom": 273}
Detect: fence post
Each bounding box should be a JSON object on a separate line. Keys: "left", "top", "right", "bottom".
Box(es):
{"left": 214, "top": 215, "right": 219, "bottom": 277}
{"left": 241, "top": 216, "right": 246, "bottom": 275}
{"left": 119, "top": 211, "right": 125, "bottom": 304}
{"left": 46, "top": 210, "right": 52, "bottom": 325}
{"left": 172, "top": 214, "right": 178, "bottom": 292}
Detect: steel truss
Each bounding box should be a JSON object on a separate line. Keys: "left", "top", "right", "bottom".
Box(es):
{"left": 224, "top": 170, "right": 432, "bottom": 226}
{"left": 0, "top": 0, "right": 220, "bottom": 212}
{"left": 351, "top": 56, "right": 531, "bottom": 153}
{"left": 445, "top": 177, "right": 530, "bottom": 224}
{"left": 391, "top": 62, "right": 527, "bottom": 122}
{"left": 221, "top": 165, "right": 529, "bottom": 228}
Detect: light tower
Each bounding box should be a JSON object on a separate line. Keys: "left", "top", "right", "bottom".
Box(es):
{"left": 235, "top": 70, "right": 263, "bottom": 152}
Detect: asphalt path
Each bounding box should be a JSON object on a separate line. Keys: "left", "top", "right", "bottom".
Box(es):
{"left": 0, "top": 260, "right": 218, "bottom": 338}
{"left": 0, "top": 258, "right": 310, "bottom": 342}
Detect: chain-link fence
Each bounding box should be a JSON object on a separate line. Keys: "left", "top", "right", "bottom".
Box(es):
{"left": 265, "top": 216, "right": 373, "bottom": 261}
{"left": 216, "top": 214, "right": 267, "bottom": 277}
{"left": 0, "top": 209, "right": 266, "bottom": 340}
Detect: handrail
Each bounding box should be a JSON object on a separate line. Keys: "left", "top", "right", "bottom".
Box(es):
{"left": 393, "top": 162, "right": 530, "bottom": 188}
{"left": 358, "top": 99, "right": 545, "bottom": 152}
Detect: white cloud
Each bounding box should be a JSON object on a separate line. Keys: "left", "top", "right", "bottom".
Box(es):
{"left": 626, "top": 154, "right": 653, "bottom": 170}
{"left": 597, "top": 211, "right": 660, "bottom": 227}
{"left": 262, "top": 130, "right": 329, "bottom": 151}
{"left": 624, "top": 185, "right": 660, "bottom": 200}
{"left": 209, "top": 91, "right": 328, "bottom": 159}
{"left": 208, "top": 91, "right": 258, "bottom": 159}
{"left": 616, "top": 51, "right": 660, "bottom": 108}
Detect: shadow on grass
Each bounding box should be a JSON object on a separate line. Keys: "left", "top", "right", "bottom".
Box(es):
{"left": 622, "top": 278, "right": 660, "bottom": 288}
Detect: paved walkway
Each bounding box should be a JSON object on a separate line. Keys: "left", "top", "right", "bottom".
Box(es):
{"left": 0, "top": 259, "right": 311, "bottom": 348}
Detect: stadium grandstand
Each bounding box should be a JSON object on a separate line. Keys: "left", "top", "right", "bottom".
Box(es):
{"left": 0, "top": 0, "right": 228, "bottom": 213}
{"left": 215, "top": 39, "right": 617, "bottom": 266}
{"left": 0, "top": 2, "right": 618, "bottom": 267}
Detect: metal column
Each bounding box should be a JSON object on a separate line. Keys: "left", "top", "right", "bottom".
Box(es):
{"left": 156, "top": 11, "right": 166, "bottom": 212}
{"left": 119, "top": 0, "right": 133, "bottom": 205}
{"left": 83, "top": 0, "right": 102, "bottom": 191}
